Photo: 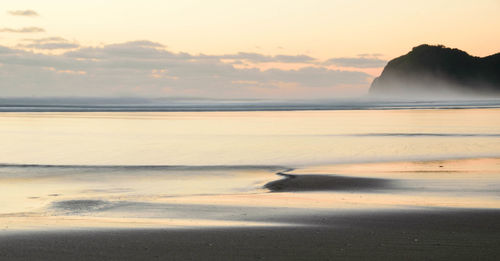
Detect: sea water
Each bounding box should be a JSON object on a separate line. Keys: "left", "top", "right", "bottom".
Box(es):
{"left": 1, "top": 108, "right": 500, "bottom": 229}
{"left": 1, "top": 109, "right": 499, "bottom": 166}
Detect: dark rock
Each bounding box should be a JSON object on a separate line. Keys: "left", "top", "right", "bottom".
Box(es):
{"left": 369, "top": 44, "right": 500, "bottom": 98}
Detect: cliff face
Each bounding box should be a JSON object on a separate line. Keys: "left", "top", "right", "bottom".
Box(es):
{"left": 369, "top": 44, "right": 500, "bottom": 97}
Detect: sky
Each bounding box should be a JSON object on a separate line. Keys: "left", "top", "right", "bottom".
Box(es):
{"left": 1, "top": 0, "right": 499, "bottom": 99}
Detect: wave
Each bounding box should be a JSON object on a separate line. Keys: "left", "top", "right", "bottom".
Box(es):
{"left": 0, "top": 163, "right": 288, "bottom": 171}
{"left": 1, "top": 99, "right": 500, "bottom": 112}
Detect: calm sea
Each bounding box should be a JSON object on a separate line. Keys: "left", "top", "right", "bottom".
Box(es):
{"left": 1, "top": 106, "right": 500, "bottom": 229}
{"left": 0, "top": 108, "right": 499, "bottom": 166}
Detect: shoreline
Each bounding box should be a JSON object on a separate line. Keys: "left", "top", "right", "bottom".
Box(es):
{"left": 2, "top": 157, "right": 500, "bottom": 259}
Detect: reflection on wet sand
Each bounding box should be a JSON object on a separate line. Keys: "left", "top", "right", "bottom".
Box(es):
{"left": 1, "top": 158, "right": 500, "bottom": 231}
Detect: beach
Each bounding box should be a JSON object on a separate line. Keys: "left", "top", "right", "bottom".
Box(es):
{"left": 1, "top": 0, "right": 498, "bottom": 259}
{"left": 1, "top": 109, "right": 500, "bottom": 259}
{"left": 2, "top": 209, "right": 500, "bottom": 260}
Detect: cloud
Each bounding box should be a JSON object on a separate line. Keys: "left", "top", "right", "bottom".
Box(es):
{"left": 325, "top": 57, "right": 387, "bottom": 68}
{"left": 18, "top": 37, "right": 79, "bottom": 50}
{"left": 214, "top": 52, "right": 316, "bottom": 64}
{"left": 0, "top": 27, "right": 45, "bottom": 33}
{"left": 357, "top": 53, "right": 383, "bottom": 58}
{"left": 65, "top": 40, "right": 173, "bottom": 60}
{"left": 0, "top": 46, "right": 21, "bottom": 54}
{"left": 20, "top": 42, "right": 80, "bottom": 50}
{"left": 27, "top": 37, "right": 67, "bottom": 43}
{"left": 0, "top": 42, "right": 372, "bottom": 98}
{"left": 21, "top": 42, "right": 80, "bottom": 50}
{"left": 7, "top": 10, "right": 38, "bottom": 17}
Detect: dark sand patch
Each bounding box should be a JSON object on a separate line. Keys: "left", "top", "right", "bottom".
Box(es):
{"left": 265, "top": 173, "right": 391, "bottom": 192}
{"left": 80, "top": 188, "right": 133, "bottom": 194}
{"left": 1, "top": 209, "right": 499, "bottom": 260}
{"left": 50, "top": 200, "right": 119, "bottom": 214}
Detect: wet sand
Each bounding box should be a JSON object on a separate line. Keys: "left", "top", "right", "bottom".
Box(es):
{"left": 1, "top": 209, "right": 500, "bottom": 260}
{"left": 264, "top": 172, "right": 391, "bottom": 192}
{"left": 2, "top": 158, "right": 500, "bottom": 260}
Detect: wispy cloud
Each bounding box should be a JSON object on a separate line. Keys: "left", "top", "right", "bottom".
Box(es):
{"left": 212, "top": 52, "right": 316, "bottom": 64}
{"left": 7, "top": 10, "right": 39, "bottom": 17}
{"left": 21, "top": 42, "right": 79, "bottom": 50}
{"left": 18, "top": 37, "right": 79, "bottom": 50}
{"left": 357, "top": 53, "right": 383, "bottom": 58}
{"left": 325, "top": 57, "right": 387, "bottom": 68}
{"left": 0, "top": 27, "right": 45, "bottom": 33}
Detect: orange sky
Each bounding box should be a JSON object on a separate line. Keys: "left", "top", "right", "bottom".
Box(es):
{"left": 2, "top": 0, "right": 499, "bottom": 59}
{"left": 0, "top": 0, "right": 498, "bottom": 98}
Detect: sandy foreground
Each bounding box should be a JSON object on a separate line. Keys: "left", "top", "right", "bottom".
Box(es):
{"left": 1, "top": 209, "right": 500, "bottom": 260}
{"left": 1, "top": 158, "right": 500, "bottom": 260}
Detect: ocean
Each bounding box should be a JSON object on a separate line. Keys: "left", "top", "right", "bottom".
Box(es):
{"left": 1, "top": 103, "right": 500, "bottom": 230}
